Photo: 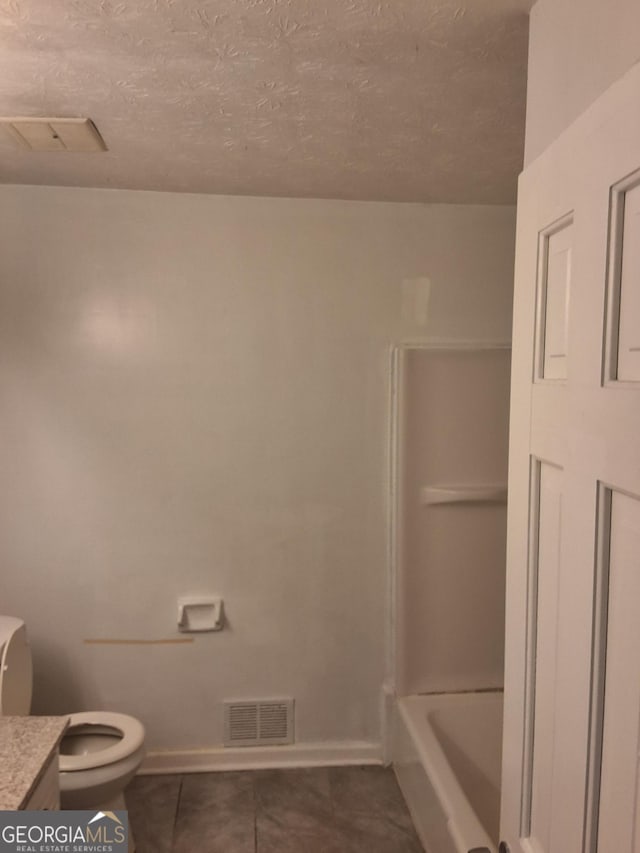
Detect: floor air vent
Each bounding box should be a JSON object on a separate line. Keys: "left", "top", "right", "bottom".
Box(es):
{"left": 224, "top": 699, "right": 294, "bottom": 747}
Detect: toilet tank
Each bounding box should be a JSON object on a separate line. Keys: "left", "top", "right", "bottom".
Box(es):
{"left": 0, "top": 616, "right": 33, "bottom": 715}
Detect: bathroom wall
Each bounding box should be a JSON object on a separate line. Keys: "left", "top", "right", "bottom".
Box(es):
{"left": 525, "top": 0, "right": 640, "bottom": 164}
{"left": 0, "top": 185, "right": 515, "bottom": 755}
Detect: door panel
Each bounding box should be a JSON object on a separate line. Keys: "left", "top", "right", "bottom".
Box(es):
{"left": 528, "top": 462, "right": 563, "bottom": 852}
{"left": 597, "top": 489, "right": 640, "bottom": 850}
{"left": 537, "top": 217, "right": 573, "bottom": 381}
{"left": 607, "top": 171, "right": 640, "bottom": 382}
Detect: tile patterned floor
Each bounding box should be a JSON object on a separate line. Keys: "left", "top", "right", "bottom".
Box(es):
{"left": 125, "top": 766, "right": 424, "bottom": 853}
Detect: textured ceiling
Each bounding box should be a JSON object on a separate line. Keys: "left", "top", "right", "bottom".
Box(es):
{"left": 0, "top": 0, "right": 531, "bottom": 203}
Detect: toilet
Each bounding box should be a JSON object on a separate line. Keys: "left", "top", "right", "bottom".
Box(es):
{"left": 0, "top": 616, "right": 145, "bottom": 818}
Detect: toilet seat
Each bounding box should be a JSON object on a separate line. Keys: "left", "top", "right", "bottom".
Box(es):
{"left": 59, "top": 711, "right": 145, "bottom": 772}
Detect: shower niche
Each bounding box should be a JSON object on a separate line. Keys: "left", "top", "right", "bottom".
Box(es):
{"left": 394, "top": 345, "right": 511, "bottom": 696}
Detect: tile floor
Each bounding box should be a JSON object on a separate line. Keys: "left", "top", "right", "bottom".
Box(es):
{"left": 125, "top": 766, "right": 424, "bottom": 852}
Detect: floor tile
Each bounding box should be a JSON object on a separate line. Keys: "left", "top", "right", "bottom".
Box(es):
{"left": 329, "top": 767, "right": 424, "bottom": 852}
{"left": 125, "top": 774, "right": 181, "bottom": 853}
{"left": 256, "top": 813, "right": 353, "bottom": 853}
{"left": 179, "top": 771, "right": 254, "bottom": 812}
{"left": 337, "top": 810, "right": 425, "bottom": 853}
{"left": 254, "top": 767, "right": 332, "bottom": 832}
{"left": 173, "top": 772, "right": 256, "bottom": 853}
{"left": 257, "top": 808, "right": 423, "bottom": 853}
{"left": 329, "top": 766, "right": 409, "bottom": 819}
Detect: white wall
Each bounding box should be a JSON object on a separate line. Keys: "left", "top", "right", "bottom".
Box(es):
{"left": 0, "top": 185, "right": 515, "bottom": 753}
{"left": 525, "top": 0, "right": 640, "bottom": 164}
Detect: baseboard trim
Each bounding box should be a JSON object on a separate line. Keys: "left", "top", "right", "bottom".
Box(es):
{"left": 139, "top": 740, "right": 383, "bottom": 775}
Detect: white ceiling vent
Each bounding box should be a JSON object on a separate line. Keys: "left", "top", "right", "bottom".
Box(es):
{"left": 0, "top": 117, "right": 107, "bottom": 152}
{"left": 224, "top": 699, "right": 294, "bottom": 747}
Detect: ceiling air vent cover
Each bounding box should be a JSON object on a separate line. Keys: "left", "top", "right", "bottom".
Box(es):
{"left": 224, "top": 699, "right": 294, "bottom": 747}
{"left": 0, "top": 117, "right": 107, "bottom": 152}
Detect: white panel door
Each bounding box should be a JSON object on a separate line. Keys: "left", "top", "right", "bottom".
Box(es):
{"left": 501, "top": 62, "right": 640, "bottom": 853}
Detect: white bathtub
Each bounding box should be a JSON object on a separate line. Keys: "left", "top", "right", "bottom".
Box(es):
{"left": 393, "top": 691, "right": 503, "bottom": 853}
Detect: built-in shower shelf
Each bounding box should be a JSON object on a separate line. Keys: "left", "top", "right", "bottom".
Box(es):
{"left": 420, "top": 484, "right": 508, "bottom": 506}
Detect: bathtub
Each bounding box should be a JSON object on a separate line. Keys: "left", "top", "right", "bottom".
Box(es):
{"left": 393, "top": 691, "right": 503, "bottom": 853}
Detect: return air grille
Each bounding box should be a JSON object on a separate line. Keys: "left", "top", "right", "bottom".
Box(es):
{"left": 224, "top": 699, "right": 294, "bottom": 747}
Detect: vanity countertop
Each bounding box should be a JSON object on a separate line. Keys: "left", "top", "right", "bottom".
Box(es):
{"left": 0, "top": 716, "right": 69, "bottom": 810}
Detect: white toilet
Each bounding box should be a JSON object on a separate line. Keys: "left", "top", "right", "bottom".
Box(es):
{"left": 0, "top": 615, "right": 145, "bottom": 815}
